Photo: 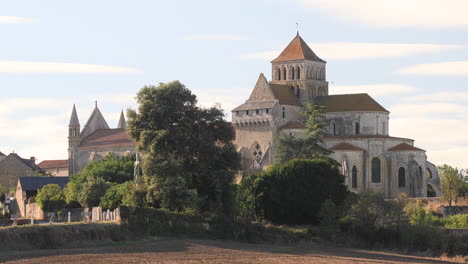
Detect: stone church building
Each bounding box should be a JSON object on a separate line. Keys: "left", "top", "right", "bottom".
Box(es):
{"left": 68, "top": 103, "right": 137, "bottom": 176}
{"left": 232, "top": 33, "right": 441, "bottom": 198}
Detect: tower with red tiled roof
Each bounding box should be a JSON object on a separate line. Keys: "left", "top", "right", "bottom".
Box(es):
{"left": 270, "top": 33, "right": 329, "bottom": 104}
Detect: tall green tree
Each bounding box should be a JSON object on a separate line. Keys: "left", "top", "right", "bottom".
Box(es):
{"left": 275, "top": 101, "right": 331, "bottom": 164}
{"left": 36, "top": 184, "right": 66, "bottom": 213}
{"left": 439, "top": 164, "right": 465, "bottom": 206}
{"left": 127, "top": 81, "right": 240, "bottom": 213}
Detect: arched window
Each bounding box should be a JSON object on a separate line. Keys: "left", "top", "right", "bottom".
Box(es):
{"left": 282, "top": 107, "right": 286, "bottom": 119}
{"left": 297, "top": 66, "right": 300, "bottom": 79}
{"left": 291, "top": 67, "right": 295, "bottom": 80}
{"left": 283, "top": 68, "right": 287, "bottom": 80}
{"left": 277, "top": 69, "right": 281, "bottom": 80}
{"left": 352, "top": 166, "right": 358, "bottom": 188}
{"left": 371, "top": 157, "right": 381, "bottom": 183}
{"left": 310, "top": 66, "right": 314, "bottom": 79}
{"left": 331, "top": 121, "right": 336, "bottom": 136}
{"left": 419, "top": 166, "right": 423, "bottom": 186}
{"left": 398, "top": 167, "right": 406, "bottom": 187}
{"left": 355, "top": 122, "right": 360, "bottom": 135}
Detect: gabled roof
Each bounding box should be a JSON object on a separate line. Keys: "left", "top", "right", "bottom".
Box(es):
{"left": 280, "top": 121, "right": 306, "bottom": 130}
{"left": 324, "top": 135, "right": 413, "bottom": 141}
{"left": 7, "top": 153, "right": 43, "bottom": 171}
{"left": 329, "top": 142, "right": 365, "bottom": 152}
{"left": 0, "top": 150, "right": 4, "bottom": 156}
{"left": 79, "top": 128, "right": 137, "bottom": 149}
{"left": 272, "top": 34, "right": 326, "bottom": 63}
{"left": 315, "top": 94, "right": 389, "bottom": 113}
{"left": 388, "top": 143, "right": 425, "bottom": 152}
{"left": 69, "top": 104, "right": 80, "bottom": 126}
{"left": 80, "top": 103, "right": 110, "bottom": 140}
{"left": 233, "top": 74, "right": 301, "bottom": 111}
{"left": 18, "top": 177, "right": 69, "bottom": 191}
{"left": 38, "top": 160, "right": 68, "bottom": 169}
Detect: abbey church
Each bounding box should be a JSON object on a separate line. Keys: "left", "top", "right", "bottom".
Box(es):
{"left": 232, "top": 34, "right": 441, "bottom": 198}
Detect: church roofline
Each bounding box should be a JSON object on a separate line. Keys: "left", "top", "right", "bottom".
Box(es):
{"left": 272, "top": 34, "right": 326, "bottom": 63}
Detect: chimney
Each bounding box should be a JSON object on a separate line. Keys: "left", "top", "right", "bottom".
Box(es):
{"left": 30, "top": 157, "right": 36, "bottom": 164}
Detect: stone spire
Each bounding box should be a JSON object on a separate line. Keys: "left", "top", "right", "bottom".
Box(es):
{"left": 117, "top": 110, "right": 126, "bottom": 129}
{"left": 69, "top": 104, "right": 80, "bottom": 126}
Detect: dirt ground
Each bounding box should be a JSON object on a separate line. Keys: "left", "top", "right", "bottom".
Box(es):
{"left": 0, "top": 239, "right": 464, "bottom": 264}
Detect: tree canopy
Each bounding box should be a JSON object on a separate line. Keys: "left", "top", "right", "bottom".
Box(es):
{"left": 36, "top": 184, "right": 66, "bottom": 213}
{"left": 127, "top": 81, "right": 240, "bottom": 213}
{"left": 439, "top": 164, "right": 466, "bottom": 206}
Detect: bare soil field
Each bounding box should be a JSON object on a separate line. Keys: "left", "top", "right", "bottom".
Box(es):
{"left": 0, "top": 239, "right": 465, "bottom": 264}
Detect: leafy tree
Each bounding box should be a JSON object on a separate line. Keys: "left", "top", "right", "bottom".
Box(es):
{"left": 35, "top": 184, "right": 66, "bottom": 213}
{"left": 100, "top": 182, "right": 130, "bottom": 210}
{"left": 77, "top": 177, "right": 108, "bottom": 208}
{"left": 238, "top": 158, "right": 347, "bottom": 224}
{"left": 275, "top": 101, "right": 332, "bottom": 164}
{"left": 439, "top": 164, "right": 465, "bottom": 206}
{"left": 127, "top": 81, "right": 240, "bottom": 213}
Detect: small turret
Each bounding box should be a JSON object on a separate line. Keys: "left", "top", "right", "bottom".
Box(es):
{"left": 68, "top": 104, "right": 80, "bottom": 140}
{"left": 117, "top": 110, "right": 126, "bottom": 129}
{"left": 68, "top": 104, "right": 81, "bottom": 176}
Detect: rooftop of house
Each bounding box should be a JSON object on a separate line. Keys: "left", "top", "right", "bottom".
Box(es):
{"left": 18, "top": 176, "right": 69, "bottom": 191}
{"left": 38, "top": 159, "right": 68, "bottom": 169}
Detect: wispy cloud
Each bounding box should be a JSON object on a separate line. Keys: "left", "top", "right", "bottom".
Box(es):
{"left": 183, "top": 34, "right": 248, "bottom": 41}
{"left": 241, "top": 42, "right": 464, "bottom": 60}
{"left": 390, "top": 103, "right": 468, "bottom": 118}
{"left": 0, "top": 60, "right": 142, "bottom": 73}
{"left": 0, "top": 16, "right": 33, "bottom": 24}
{"left": 395, "top": 61, "right": 468, "bottom": 76}
{"left": 294, "top": 0, "right": 468, "bottom": 28}
{"left": 330, "top": 84, "right": 418, "bottom": 97}
{"left": 405, "top": 91, "right": 468, "bottom": 102}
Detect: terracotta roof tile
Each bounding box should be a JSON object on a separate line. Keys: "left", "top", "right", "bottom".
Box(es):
{"left": 388, "top": 143, "right": 425, "bottom": 152}
{"left": 315, "top": 94, "right": 389, "bottom": 113}
{"left": 329, "top": 142, "right": 365, "bottom": 152}
{"left": 324, "top": 135, "right": 412, "bottom": 141}
{"left": 79, "top": 128, "right": 137, "bottom": 149}
{"left": 272, "top": 34, "right": 325, "bottom": 63}
{"left": 38, "top": 160, "right": 68, "bottom": 169}
{"left": 270, "top": 83, "right": 302, "bottom": 106}
{"left": 280, "top": 121, "right": 306, "bottom": 130}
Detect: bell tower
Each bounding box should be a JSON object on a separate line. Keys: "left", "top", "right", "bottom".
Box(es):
{"left": 270, "top": 33, "right": 328, "bottom": 103}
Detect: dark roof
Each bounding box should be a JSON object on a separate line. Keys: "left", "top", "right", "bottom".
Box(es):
{"left": 232, "top": 101, "right": 277, "bottom": 111}
{"left": 38, "top": 160, "right": 68, "bottom": 169}
{"left": 270, "top": 84, "right": 302, "bottom": 106}
{"left": 79, "top": 128, "right": 137, "bottom": 149}
{"left": 272, "top": 34, "right": 326, "bottom": 63}
{"left": 18, "top": 177, "right": 69, "bottom": 191}
{"left": 8, "top": 153, "right": 42, "bottom": 171}
{"left": 280, "top": 121, "right": 306, "bottom": 130}
{"left": 329, "top": 142, "right": 365, "bottom": 152}
{"left": 315, "top": 94, "right": 389, "bottom": 113}
{"left": 388, "top": 143, "right": 425, "bottom": 152}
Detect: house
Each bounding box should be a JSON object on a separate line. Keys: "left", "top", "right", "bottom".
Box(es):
{"left": 0, "top": 152, "right": 43, "bottom": 188}
{"left": 38, "top": 159, "right": 69, "bottom": 177}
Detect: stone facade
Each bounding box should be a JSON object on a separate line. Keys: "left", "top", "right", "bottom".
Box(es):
{"left": 232, "top": 34, "right": 441, "bottom": 198}
{"left": 68, "top": 104, "right": 137, "bottom": 176}
{"left": 0, "top": 152, "right": 42, "bottom": 188}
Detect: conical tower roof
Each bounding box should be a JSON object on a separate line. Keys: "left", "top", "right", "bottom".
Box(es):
{"left": 69, "top": 104, "right": 80, "bottom": 126}
{"left": 117, "top": 110, "right": 126, "bottom": 129}
{"left": 272, "top": 34, "right": 325, "bottom": 63}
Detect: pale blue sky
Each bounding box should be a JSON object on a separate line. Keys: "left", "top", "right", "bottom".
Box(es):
{"left": 1, "top": 0, "right": 467, "bottom": 167}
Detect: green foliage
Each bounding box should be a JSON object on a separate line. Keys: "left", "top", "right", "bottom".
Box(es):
{"left": 404, "top": 200, "right": 441, "bottom": 227}
{"left": 35, "top": 184, "right": 66, "bottom": 212}
{"left": 441, "top": 214, "right": 468, "bottom": 229}
{"left": 347, "top": 191, "right": 387, "bottom": 229}
{"left": 318, "top": 199, "right": 338, "bottom": 238}
{"left": 237, "top": 158, "right": 348, "bottom": 225}
{"left": 274, "top": 101, "right": 332, "bottom": 164}
{"left": 64, "top": 154, "right": 135, "bottom": 208}
{"left": 439, "top": 164, "right": 465, "bottom": 206}
{"left": 127, "top": 81, "right": 240, "bottom": 213}
{"left": 100, "top": 182, "right": 130, "bottom": 210}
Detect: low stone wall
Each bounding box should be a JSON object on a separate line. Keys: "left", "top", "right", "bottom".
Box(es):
{"left": 440, "top": 206, "right": 468, "bottom": 217}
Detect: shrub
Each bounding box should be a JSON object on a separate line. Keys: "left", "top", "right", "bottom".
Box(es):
{"left": 442, "top": 214, "right": 468, "bottom": 229}
{"left": 35, "top": 184, "right": 66, "bottom": 213}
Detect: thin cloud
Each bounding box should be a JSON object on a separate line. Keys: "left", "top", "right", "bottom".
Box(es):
{"left": 183, "top": 34, "right": 248, "bottom": 41}
{"left": 390, "top": 103, "right": 468, "bottom": 117}
{"left": 330, "top": 84, "right": 418, "bottom": 97}
{"left": 395, "top": 61, "right": 468, "bottom": 76}
{"left": 0, "top": 60, "right": 142, "bottom": 73}
{"left": 241, "top": 42, "right": 464, "bottom": 61}
{"left": 405, "top": 92, "right": 468, "bottom": 102}
{"left": 0, "top": 16, "right": 33, "bottom": 24}
{"left": 294, "top": 0, "right": 468, "bottom": 28}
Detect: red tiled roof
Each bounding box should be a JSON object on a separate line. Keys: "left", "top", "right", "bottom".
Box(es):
{"left": 270, "top": 83, "right": 302, "bottom": 106}
{"left": 272, "top": 34, "right": 326, "bottom": 63}
{"left": 388, "top": 143, "right": 425, "bottom": 152}
{"left": 79, "top": 128, "right": 137, "bottom": 149}
{"left": 38, "top": 159, "right": 68, "bottom": 169}
{"left": 329, "top": 142, "right": 365, "bottom": 152}
{"left": 324, "top": 135, "right": 412, "bottom": 141}
{"left": 280, "top": 121, "right": 306, "bottom": 130}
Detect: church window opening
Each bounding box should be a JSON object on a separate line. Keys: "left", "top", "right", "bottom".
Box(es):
{"left": 352, "top": 166, "right": 357, "bottom": 188}
{"left": 252, "top": 143, "right": 263, "bottom": 169}
{"left": 398, "top": 167, "right": 406, "bottom": 187}
{"left": 291, "top": 67, "right": 295, "bottom": 80}
{"left": 256, "top": 109, "right": 259, "bottom": 115}
{"left": 266, "top": 108, "right": 269, "bottom": 114}
{"left": 297, "top": 66, "right": 300, "bottom": 79}
{"left": 371, "top": 157, "right": 381, "bottom": 183}
{"left": 331, "top": 121, "right": 336, "bottom": 136}
{"left": 283, "top": 68, "right": 286, "bottom": 80}
{"left": 282, "top": 107, "right": 286, "bottom": 119}
{"left": 419, "top": 166, "right": 423, "bottom": 186}
{"left": 246, "top": 110, "right": 249, "bottom": 115}
{"left": 277, "top": 69, "right": 281, "bottom": 80}
{"left": 355, "top": 122, "right": 360, "bottom": 135}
